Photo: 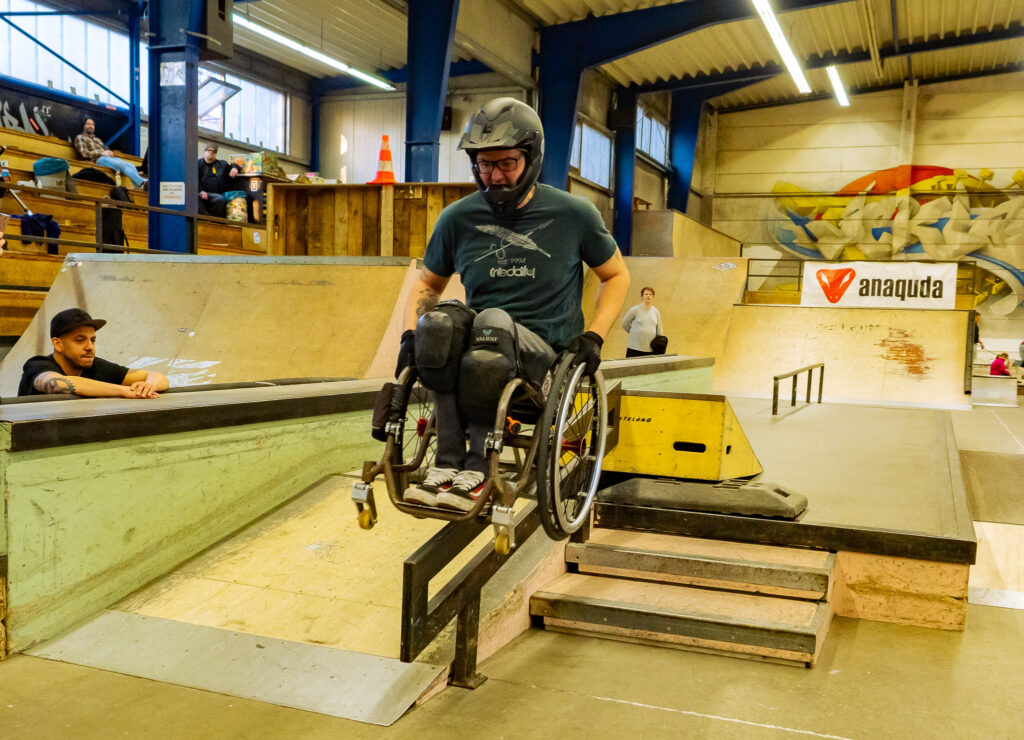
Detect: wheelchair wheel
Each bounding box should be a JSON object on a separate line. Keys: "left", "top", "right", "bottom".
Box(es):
{"left": 535, "top": 356, "right": 608, "bottom": 539}
{"left": 389, "top": 371, "right": 436, "bottom": 487}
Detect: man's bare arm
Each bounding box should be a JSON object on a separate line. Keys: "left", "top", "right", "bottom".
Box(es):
{"left": 403, "top": 267, "right": 451, "bottom": 331}
{"left": 586, "top": 250, "right": 630, "bottom": 339}
{"left": 124, "top": 369, "right": 170, "bottom": 391}
{"left": 32, "top": 371, "right": 146, "bottom": 398}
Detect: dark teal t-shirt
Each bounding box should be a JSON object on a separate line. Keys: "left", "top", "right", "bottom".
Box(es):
{"left": 423, "top": 184, "right": 618, "bottom": 351}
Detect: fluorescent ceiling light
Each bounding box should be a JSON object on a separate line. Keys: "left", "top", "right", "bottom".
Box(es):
{"left": 232, "top": 14, "right": 395, "bottom": 91}
{"left": 751, "top": 0, "right": 811, "bottom": 94}
{"left": 826, "top": 65, "right": 850, "bottom": 106}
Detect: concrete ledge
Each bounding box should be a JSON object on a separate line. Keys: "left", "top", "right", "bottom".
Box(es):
{"left": 0, "top": 380, "right": 381, "bottom": 452}
{"left": 970, "top": 373, "right": 1019, "bottom": 407}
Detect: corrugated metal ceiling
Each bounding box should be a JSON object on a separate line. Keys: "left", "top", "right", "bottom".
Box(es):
{"left": 229, "top": 0, "right": 1024, "bottom": 106}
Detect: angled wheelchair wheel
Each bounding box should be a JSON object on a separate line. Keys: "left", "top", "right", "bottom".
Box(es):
{"left": 389, "top": 370, "right": 436, "bottom": 490}
{"left": 535, "top": 355, "right": 608, "bottom": 539}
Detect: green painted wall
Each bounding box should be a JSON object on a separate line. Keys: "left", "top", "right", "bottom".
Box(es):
{"left": 0, "top": 410, "right": 378, "bottom": 652}
{"left": 618, "top": 366, "right": 714, "bottom": 394}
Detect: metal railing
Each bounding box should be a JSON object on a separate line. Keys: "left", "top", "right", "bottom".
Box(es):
{"left": 1, "top": 181, "right": 247, "bottom": 254}
{"left": 773, "top": 363, "right": 824, "bottom": 415}
{"left": 742, "top": 255, "right": 978, "bottom": 302}
{"left": 401, "top": 501, "right": 542, "bottom": 688}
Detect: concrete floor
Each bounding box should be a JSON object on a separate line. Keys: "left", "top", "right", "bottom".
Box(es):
{"left": 3, "top": 403, "right": 1022, "bottom": 738}
{"left": 2, "top": 604, "right": 1023, "bottom": 739}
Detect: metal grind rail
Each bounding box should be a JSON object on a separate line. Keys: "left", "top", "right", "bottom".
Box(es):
{"left": 773, "top": 363, "right": 824, "bottom": 415}
{"left": 401, "top": 501, "right": 542, "bottom": 688}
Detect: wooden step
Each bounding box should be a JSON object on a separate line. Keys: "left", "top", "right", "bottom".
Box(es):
{"left": 531, "top": 572, "right": 832, "bottom": 666}
{"left": 0, "top": 288, "right": 46, "bottom": 335}
{"left": 570, "top": 529, "right": 835, "bottom": 599}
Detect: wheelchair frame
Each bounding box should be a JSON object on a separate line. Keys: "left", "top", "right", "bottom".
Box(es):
{"left": 353, "top": 352, "right": 608, "bottom": 554}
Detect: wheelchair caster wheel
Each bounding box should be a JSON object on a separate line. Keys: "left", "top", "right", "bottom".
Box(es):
{"left": 494, "top": 533, "right": 511, "bottom": 556}
{"left": 358, "top": 508, "right": 375, "bottom": 530}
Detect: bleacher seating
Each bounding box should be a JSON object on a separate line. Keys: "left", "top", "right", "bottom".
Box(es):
{"left": 2, "top": 127, "right": 269, "bottom": 337}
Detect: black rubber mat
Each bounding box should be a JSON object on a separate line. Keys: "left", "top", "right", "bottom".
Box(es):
{"left": 961, "top": 451, "right": 1024, "bottom": 525}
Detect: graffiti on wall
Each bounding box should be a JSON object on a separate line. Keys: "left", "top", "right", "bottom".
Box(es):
{"left": 769, "top": 165, "right": 1024, "bottom": 314}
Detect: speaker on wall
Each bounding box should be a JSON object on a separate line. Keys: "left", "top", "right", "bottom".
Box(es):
{"left": 202, "top": 0, "right": 234, "bottom": 61}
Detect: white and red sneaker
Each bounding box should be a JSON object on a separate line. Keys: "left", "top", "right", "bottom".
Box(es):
{"left": 404, "top": 467, "right": 458, "bottom": 506}
{"left": 437, "top": 470, "right": 486, "bottom": 512}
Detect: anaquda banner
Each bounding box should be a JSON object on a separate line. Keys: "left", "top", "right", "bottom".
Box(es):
{"left": 800, "top": 261, "right": 957, "bottom": 309}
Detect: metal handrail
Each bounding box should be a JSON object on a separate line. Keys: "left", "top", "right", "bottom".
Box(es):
{"left": 401, "top": 502, "right": 540, "bottom": 688}
{"left": 743, "top": 256, "right": 977, "bottom": 301}
{"left": 2, "top": 181, "right": 251, "bottom": 254}
{"left": 772, "top": 363, "right": 824, "bottom": 415}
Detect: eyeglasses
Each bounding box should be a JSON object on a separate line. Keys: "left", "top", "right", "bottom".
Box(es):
{"left": 474, "top": 157, "right": 522, "bottom": 174}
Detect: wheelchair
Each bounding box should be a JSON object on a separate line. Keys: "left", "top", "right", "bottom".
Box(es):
{"left": 352, "top": 352, "right": 609, "bottom": 554}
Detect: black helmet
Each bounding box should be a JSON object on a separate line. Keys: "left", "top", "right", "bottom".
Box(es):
{"left": 458, "top": 97, "right": 544, "bottom": 217}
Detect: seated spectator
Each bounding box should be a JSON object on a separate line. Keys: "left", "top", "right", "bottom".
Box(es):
{"left": 989, "top": 352, "right": 1023, "bottom": 384}
{"left": 18, "top": 308, "right": 169, "bottom": 398}
{"left": 198, "top": 144, "right": 240, "bottom": 218}
{"left": 74, "top": 118, "right": 147, "bottom": 190}
{"left": 991, "top": 352, "right": 1011, "bottom": 376}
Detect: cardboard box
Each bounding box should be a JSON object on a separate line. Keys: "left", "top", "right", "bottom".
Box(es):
{"left": 230, "top": 151, "right": 286, "bottom": 178}
{"left": 242, "top": 226, "right": 267, "bottom": 252}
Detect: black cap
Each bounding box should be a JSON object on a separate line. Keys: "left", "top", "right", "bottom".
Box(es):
{"left": 50, "top": 308, "right": 107, "bottom": 338}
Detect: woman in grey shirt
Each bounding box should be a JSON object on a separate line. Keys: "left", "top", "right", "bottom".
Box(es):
{"left": 621, "top": 286, "right": 663, "bottom": 357}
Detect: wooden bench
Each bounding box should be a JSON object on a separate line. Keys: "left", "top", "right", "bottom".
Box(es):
{"left": 1, "top": 126, "right": 141, "bottom": 190}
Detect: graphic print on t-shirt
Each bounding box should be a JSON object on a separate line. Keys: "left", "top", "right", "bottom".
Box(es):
{"left": 473, "top": 220, "right": 553, "bottom": 279}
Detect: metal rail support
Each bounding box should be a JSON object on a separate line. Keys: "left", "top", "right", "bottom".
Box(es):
{"left": 773, "top": 363, "right": 824, "bottom": 415}
{"left": 401, "top": 502, "right": 540, "bottom": 688}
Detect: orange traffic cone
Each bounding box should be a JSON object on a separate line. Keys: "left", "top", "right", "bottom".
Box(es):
{"left": 367, "top": 134, "right": 396, "bottom": 184}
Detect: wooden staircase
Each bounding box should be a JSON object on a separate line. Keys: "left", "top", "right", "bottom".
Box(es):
{"left": 530, "top": 528, "right": 836, "bottom": 666}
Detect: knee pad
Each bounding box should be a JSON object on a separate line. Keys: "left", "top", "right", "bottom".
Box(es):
{"left": 458, "top": 324, "right": 518, "bottom": 425}
{"left": 414, "top": 300, "right": 475, "bottom": 392}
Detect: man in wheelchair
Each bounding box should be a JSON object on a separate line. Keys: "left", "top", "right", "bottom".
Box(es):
{"left": 395, "top": 97, "right": 630, "bottom": 512}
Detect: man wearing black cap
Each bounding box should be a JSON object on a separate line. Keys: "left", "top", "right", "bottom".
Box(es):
{"left": 17, "top": 308, "right": 169, "bottom": 398}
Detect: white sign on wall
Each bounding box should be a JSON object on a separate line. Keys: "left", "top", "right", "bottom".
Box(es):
{"left": 800, "top": 261, "right": 957, "bottom": 310}
{"left": 159, "top": 181, "right": 185, "bottom": 206}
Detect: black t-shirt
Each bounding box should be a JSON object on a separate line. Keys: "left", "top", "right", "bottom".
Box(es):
{"left": 198, "top": 158, "right": 234, "bottom": 195}
{"left": 18, "top": 354, "right": 130, "bottom": 396}
{"left": 423, "top": 184, "right": 618, "bottom": 351}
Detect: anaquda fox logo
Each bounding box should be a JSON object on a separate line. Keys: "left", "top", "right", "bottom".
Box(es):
{"left": 816, "top": 268, "right": 856, "bottom": 303}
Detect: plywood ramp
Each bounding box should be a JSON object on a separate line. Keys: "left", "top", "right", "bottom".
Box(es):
{"left": 714, "top": 304, "right": 971, "bottom": 407}
{"left": 0, "top": 254, "right": 426, "bottom": 394}
{"left": 584, "top": 256, "right": 748, "bottom": 362}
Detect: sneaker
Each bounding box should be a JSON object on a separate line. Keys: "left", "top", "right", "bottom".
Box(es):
{"left": 403, "top": 467, "right": 458, "bottom": 506}
{"left": 437, "top": 470, "right": 487, "bottom": 512}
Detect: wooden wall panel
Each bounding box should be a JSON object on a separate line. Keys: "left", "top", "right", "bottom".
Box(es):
{"left": 268, "top": 184, "right": 474, "bottom": 258}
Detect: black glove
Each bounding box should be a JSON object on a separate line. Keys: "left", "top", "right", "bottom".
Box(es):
{"left": 568, "top": 331, "right": 603, "bottom": 377}
{"left": 395, "top": 329, "right": 416, "bottom": 378}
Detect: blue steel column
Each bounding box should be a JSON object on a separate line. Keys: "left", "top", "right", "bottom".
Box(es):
{"left": 310, "top": 96, "right": 321, "bottom": 173}
{"left": 127, "top": 3, "right": 142, "bottom": 156}
{"left": 147, "top": 0, "right": 203, "bottom": 252}
{"left": 612, "top": 88, "right": 637, "bottom": 254}
{"left": 667, "top": 91, "right": 704, "bottom": 214}
{"left": 405, "top": 0, "right": 460, "bottom": 182}
{"left": 537, "top": 68, "right": 581, "bottom": 190}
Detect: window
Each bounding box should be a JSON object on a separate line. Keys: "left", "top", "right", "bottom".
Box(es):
{"left": 570, "top": 121, "right": 613, "bottom": 189}
{"left": 636, "top": 105, "right": 668, "bottom": 166}
{"left": 0, "top": 0, "right": 131, "bottom": 107}
{"left": 1, "top": 1, "right": 288, "bottom": 154}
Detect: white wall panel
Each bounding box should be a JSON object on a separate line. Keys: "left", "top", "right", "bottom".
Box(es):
{"left": 319, "top": 88, "right": 525, "bottom": 184}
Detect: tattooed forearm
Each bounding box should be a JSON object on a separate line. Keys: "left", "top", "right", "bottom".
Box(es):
{"left": 415, "top": 289, "right": 440, "bottom": 317}
{"left": 36, "top": 375, "right": 76, "bottom": 394}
